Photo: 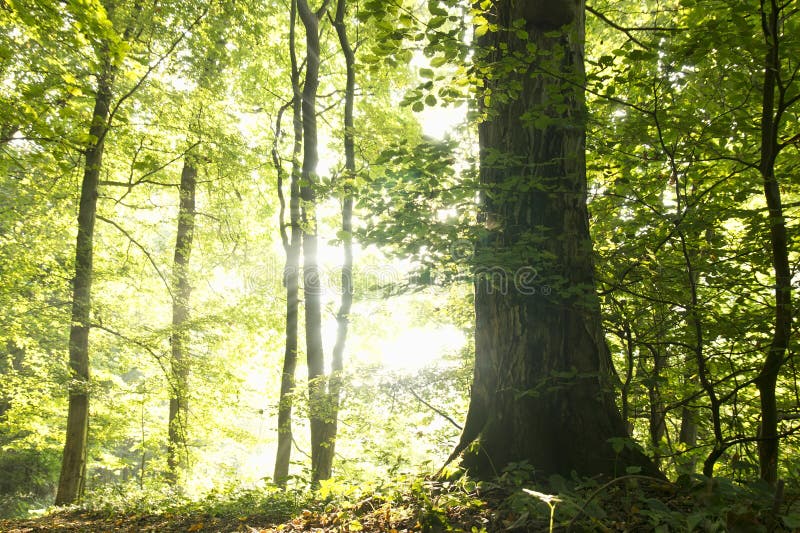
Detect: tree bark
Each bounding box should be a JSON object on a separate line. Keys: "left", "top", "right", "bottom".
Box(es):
{"left": 314, "top": 0, "right": 355, "bottom": 480}
{"left": 645, "top": 345, "right": 667, "bottom": 466}
{"left": 273, "top": 0, "right": 304, "bottom": 488}
{"left": 167, "top": 158, "right": 196, "bottom": 480}
{"left": 678, "top": 405, "right": 698, "bottom": 475}
{"left": 755, "top": 0, "right": 792, "bottom": 485}
{"left": 296, "top": 0, "right": 330, "bottom": 486}
{"left": 55, "top": 58, "right": 114, "bottom": 506}
{"left": 451, "top": 0, "right": 659, "bottom": 479}
{"left": 0, "top": 342, "right": 24, "bottom": 422}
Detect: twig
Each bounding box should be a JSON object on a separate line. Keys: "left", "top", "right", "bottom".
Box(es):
{"left": 405, "top": 385, "right": 463, "bottom": 430}
{"left": 96, "top": 215, "right": 174, "bottom": 301}
{"left": 105, "top": 2, "right": 214, "bottom": 139}
{"left": 585, "top": 5, "right": 649, "bottom": 49}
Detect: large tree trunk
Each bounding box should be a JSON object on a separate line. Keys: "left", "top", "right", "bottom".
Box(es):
{"left": 167, "top": 158, "right": 197, "bottom": 480}
{"left": 452, "top": 0, "right": 658, "bottom": 479}
{"left": 273, "top": 0, "right": 304, "bottom": 488}
{"left": 314, "top": 0, "right": 355, "bottom": 480}
{"left": 55, "top": 60, "right": 114, "bottom": 506}
{"left": 296, "top": 0, "right": 330, "bottom": 486}
{"left": 755, "top": 0, "right": 792, "bottom": 485}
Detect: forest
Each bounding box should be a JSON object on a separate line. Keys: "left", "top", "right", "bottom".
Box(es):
{"left": 0, "top": 0, "right": 798, "bottom": 531}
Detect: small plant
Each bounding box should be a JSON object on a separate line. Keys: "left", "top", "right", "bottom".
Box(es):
{"left": 523, "top": 489, "right": 560, "bottom": 533}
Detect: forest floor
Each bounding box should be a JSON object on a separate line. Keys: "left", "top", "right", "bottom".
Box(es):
{"left": 0, "top": 494, "right": 545, "bottom": 533}
{"left": 1, "top": 475, "right": 797, "bottom": 532}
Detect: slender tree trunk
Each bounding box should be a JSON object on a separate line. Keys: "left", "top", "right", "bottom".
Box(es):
{"left": 619, "top": 321, "right": 635, "bottom": 433}
{"left": 449, "top": 0, "right": 659, "bottom": 479}
{"left": 165, "top": 27, "right": 225, "bottom": 483}
{"left": 273, "top": 0, "right": 304, "bottom": 487}
{"left": 645, "top": 345, "right": 667, "bottom": 466}
{"left": 55, "top": 59, "right": 114, "bottom": 506}
{"left": 296, "top": 0, "right": 330, "bottom": 486}
{"left": 167, "top": 158, "right": 196, "bottom": 481}
{"left": 313, "top": 0, "right": 355, "bottom": 480}
{"left": 676, "top": 230, "right": 724, "bottom": 478}
{"left": 755, "top": 0, "right": 791, "bottom": 485}
{"left": 0, "top": 342, "right": 24, "bottom": 421}
{"left": 678, "top": 405, "right": 698, "bottom": 475}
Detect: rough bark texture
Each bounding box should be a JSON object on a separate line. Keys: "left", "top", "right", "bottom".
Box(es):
{"left": 755, "top": 0, "right": 791, "bottom": 485}
{"left": 453, "top": 0, "right": 659, "bottom": 479}
{"left": 167, "top": 158, "right": 196, "bottom": 480}
{"left": 56, "top": 61, "right": 114, "bottom": 506}
{"left": 273, "top": 0, "right": 304, "bottom": 487}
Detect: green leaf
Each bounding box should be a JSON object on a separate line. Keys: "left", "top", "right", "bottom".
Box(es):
{"left": 428, "top": 16, "right": 447, "bottom": 30}
{"left": 475, "top": 19, "right": 489, "bottom": 38}
{"left": 428, "top": 1, "right": 448, "bottom": 17}
{"left": 783, "top": 514, "right": 800, "bottom": 529}
{"left": 609, "top": 437, "right": 625, "bottom": 454}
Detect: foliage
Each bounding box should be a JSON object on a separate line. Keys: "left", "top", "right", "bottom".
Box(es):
{"left": 585, "top": 0, "right": 800, "bottom": 481}
{"left": 81, "top": 480, "right": 308, "bottom": 524}
{"left": 0, "top": 0, "right": 798, "bottom": 523}
{"left": 6, "top": 470, "right": 800, "bottom": 531}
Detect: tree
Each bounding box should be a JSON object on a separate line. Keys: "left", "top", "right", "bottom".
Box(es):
{"left": 295, "top": 0, "right": 333, "bottom": 485}
{"left": 166, "top": 13, "right": 234, "bottom": 482}
{"left": 315, "top": 0, "right": 357, "bottom": 481}
{"left": 584, "top": 0, "right": 799, "bottom": 481}
{"left": 167, "top": 157, "right": 196, "bottom": 479}
{"left": 754, "top": 0, "right": 794, "bottom": 485}
{"left": 56, "top": 34, "right": 120, "bottom": 508}
{"left": 450, "top": 0, "right": 659, "bottom": 478}
{"left": 55, "top": 0, "right": 211, "bottom": 502}
{"left": 273, "top": 0, "right": 304, "bottom": 487}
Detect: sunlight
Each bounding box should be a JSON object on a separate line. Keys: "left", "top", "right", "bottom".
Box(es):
{"left": 417, "top": 104, "right": 467, "bottom": 140}
{"left": 208, "top": 265, "right": 245, "bottom": 295}
{"left": 409, "top": 49, "right": 467, "bottom": 140}
{"left": 350, "top": 296, "right": 468, "bottom": 372}
{"left": 378, "top": 323, "right": 466, "bottom": 372}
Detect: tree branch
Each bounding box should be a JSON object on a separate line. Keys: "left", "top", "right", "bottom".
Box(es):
{"left": 586, "top": 5, "right": 649, "bottom": 49}
{"left": 405, "top": 385, "right": 463, "bottom": 431}
{"left": 97, "top": 215, "right": 174, "bottom": 301}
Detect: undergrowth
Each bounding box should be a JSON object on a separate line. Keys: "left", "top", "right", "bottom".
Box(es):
{"left": 3, "top": 466, "right": 800, "bottom": 531}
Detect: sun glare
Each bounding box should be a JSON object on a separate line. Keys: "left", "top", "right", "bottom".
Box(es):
{"left": 378, "top": 323, "right": 466, "bottom": 372}
{"left": 418, "top": 104, "right": 467, "bottom": 140}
